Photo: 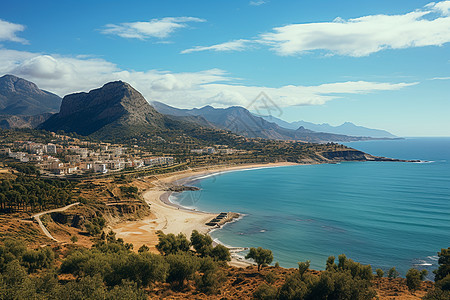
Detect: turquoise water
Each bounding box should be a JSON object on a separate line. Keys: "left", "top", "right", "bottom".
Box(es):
{"left": 171, "top": 138, "right": 450, "bottom": 278}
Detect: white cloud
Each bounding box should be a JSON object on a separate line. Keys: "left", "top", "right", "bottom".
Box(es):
{"left": 0, "top": 19, "right": 28, "bottom": 44}
{"left": 181, "top": 39, "right": 252, "bottom": 54}
{"left": 101, "top": 17, "right": 205, "bottom": 40}
{"left": 182, "top": 1, "right": 450, "bottom": 57}
{"left": 427, "top": 1, "right": 450, "bottom": 15}
{"left": 249, "top": 0, "right": 267, "bottom": 6}
{"left": 0, "top": 48, "right": 416, "bottom": 109}
{"left": 431, "top": 76, "right": 450, "bottom": 80}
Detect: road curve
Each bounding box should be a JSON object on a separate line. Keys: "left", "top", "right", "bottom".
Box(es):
{"left": 32, "top": 202, "right": 80, "bottom": 242}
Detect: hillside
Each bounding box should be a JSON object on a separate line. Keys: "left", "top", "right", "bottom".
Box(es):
{"left": 0, "top": 113, "right": 53, "bottom": 129}
{"left": 152, "top": 101, "right": 372, "bottom": 142}
{"left": 0, "top": 74, "right": 62, "bottom": 115}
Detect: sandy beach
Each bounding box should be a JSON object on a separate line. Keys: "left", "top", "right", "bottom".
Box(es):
{"left": 112, "top": 162, "right": 297, "bottom": 265}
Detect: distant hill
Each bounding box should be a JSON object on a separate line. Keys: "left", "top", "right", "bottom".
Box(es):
{"left": 0, "top": 74, "right": 62, "bottom": 115}
{"left": 260, "top": 115, "right": 397, "bottom": 138}
{"left": 152, "top": 101, "right": 374, "bottom": 142}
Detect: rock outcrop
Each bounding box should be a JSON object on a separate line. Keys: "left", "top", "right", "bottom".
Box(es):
{"left": 40, "top": 81, "right": 166, "bottom": 138}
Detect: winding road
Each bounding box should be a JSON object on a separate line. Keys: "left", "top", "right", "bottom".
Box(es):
{"left": 32, "top": 202, "right": 80, "bottom": 242}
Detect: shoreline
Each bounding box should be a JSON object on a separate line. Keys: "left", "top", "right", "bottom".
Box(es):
{"left": 112, "top": 162, "right": 297, "bottom": 266}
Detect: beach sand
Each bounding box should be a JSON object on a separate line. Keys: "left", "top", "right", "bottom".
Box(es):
{"left": 112, "top": 162, "right": 297, "bottom": 265}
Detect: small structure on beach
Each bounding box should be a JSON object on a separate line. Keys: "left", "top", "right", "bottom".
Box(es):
{"left": 206, "top": 212, "right": 239, "bottom": 227}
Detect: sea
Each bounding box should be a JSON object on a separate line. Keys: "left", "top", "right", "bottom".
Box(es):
{"left": 170, "top": 137, "right": 450, "bottom": 279}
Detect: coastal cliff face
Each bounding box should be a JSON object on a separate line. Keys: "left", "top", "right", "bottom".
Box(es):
{"left": 40, "top": 81, "right": 166, "bottom": 137}
{"left": 320, "top": 150, "right": 369, "bottom": 161}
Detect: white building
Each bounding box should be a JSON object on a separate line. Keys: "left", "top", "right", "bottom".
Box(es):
{"left": 93, "top": 163, "right": 107, "bottom": 173}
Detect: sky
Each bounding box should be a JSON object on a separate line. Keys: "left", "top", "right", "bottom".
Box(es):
{"left": 0, "top": 0, "right": 449, "bottom": 136}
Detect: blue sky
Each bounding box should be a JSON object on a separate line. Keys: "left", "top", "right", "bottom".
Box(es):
{"left": 1, "top": 0, "right": 449, "bottom": 136}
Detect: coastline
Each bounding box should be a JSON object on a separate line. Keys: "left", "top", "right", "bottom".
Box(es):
{"left": 112, "top": 162, "right": 297, "bottom": 266}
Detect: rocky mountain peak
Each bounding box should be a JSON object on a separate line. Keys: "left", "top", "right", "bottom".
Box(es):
{"left": 40, "top": 81, "right": 164, "bottom": 137}
{"left": 0, "top": 74, "right": 62, "bottom": 115}
{"left": 0, "top": 74, "right": 44, "bottom": 95}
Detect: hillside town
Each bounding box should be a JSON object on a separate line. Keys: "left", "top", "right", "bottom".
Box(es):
{"left": 0, "top": 137, "right": 174, "bottom": 176}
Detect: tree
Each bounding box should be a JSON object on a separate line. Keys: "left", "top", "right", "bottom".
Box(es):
{"left": 245, "top": 247, "right": 273, "bottom": 271}
{"left": 155, "top": 231, "right": 190, "bottom": 255}
{"left": 388, "top": 267, "right": 400, "bottom": 279}
{"left": 211, "top": 244, "right": 231, "bottom": 262}
{"left": 376, "top": 268, "right": 384, "bottom": 278}
{"left": 434, "top": 248, "right": 450, "bottom": 282}
{"left": 190, "top": 230, "right": 213, "bottom": 257}
{"left": 298, "top": 260, "right": 310, "bottom": 279}
{"left": 70, "top": 235, "right": 78, "bottom": 244}
{"left": 406, "top": 268, "right": 427, "bottom": 292}
{"left": 165, "top": 253, "right": 200, "bottom": 288}
{"left": 138, "top": 245, "right": 149, "bottom": 253}
{"left": 424, "top": 247, "right": 450, "bottom": 299}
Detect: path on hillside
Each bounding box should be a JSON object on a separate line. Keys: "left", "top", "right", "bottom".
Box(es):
{"left": 32, "top": 202, "right": 80, "bottom": 242}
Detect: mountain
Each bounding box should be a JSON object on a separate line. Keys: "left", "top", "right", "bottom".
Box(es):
{"left": 0, "top": 74, "right": 62, "bottom": 115}
{"left": 0, "top": 113, "right": 53, "bottom": 129}
{"left": 39, "top": 81, "right": 171, "bottom": 138}
{"left": 152, "top": 101, "right": 372, "bottom": 142}
{"left": 260, "top": 115, "right": 397, "bottom": 138}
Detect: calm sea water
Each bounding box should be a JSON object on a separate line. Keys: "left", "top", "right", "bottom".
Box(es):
{"left": 171, "top": 138, "right": 450, "bottom": 278}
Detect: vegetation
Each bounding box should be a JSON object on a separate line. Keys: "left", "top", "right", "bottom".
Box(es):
{"left": 388, "top": 266, "right": 400, "bottom": 279}
{"left": 246, "top": 247, "right": 273, "bottom": 271}
{"left": 119, "top": 186, "right": 138, "bottom": 198}
{"left": 155, "top": 231, "right": 190, "bottom": 255}
{"left": 0, "top": 233, "right": 445, "bottom": 299}
{"left": 376, "top": 268, "right": 384, "bottom": 278}
{"left": 0, "top": 175, "right": 74, "bottom": 212}
{"left": 424, "top": 247, "right": 450, "bottom": 299}
{"left": 406, "top": 268, "right": 428, "bottom": 292}
{"left": 274, "top": 254, "right": 376, "bottom": 300}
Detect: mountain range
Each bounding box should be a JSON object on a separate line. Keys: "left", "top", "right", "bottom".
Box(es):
{"left": 151, "top": 101, "right": 390, "bottom": 142}
{"left": 259, "top": 115, "right": 397, "bottom": 138}
{"left": 0, "top": 74, "right": 397, "bottom": 142}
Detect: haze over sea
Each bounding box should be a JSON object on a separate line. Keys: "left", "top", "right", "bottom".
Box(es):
{"left": 171, "top": 138, "right": 450, "bottom": 279}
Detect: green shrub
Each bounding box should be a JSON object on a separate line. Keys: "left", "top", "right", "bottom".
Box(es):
{"left": 376, "top": 268, "right": 384, "bottom": 278}
{"left": 388, "top": 267, "right": 400, "bottom": 279}
{"left": 254, "top": 283, "right": 278, "bottom": 299}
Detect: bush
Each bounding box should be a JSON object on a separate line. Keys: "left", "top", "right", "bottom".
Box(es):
{"left": 406, "top": 268, "right": 427, "bottom": 292}
{"left": 195, "top": 259, "right": 225, "bottom": 295}
{"left": 376, "top": 268, "right": 384, "bottom": 278}
{"left": 388, "top": 267, "right": 400, "bottom": 279}
{"left": 254, "top": 283, "right": 278, "bottom": 300}
{"left": 165, "top": 253, "right": 200, "bottom": 288}
{"left": 264, "top": 272, "right": 277, "bottom": 285}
